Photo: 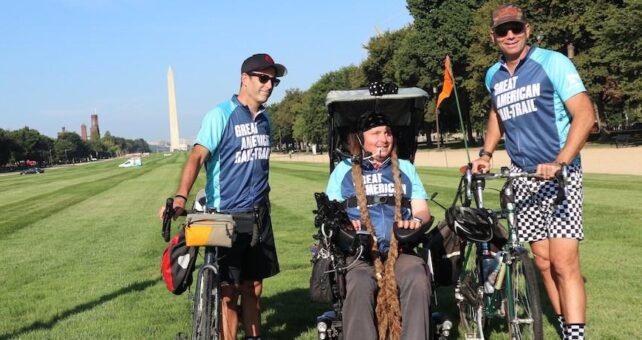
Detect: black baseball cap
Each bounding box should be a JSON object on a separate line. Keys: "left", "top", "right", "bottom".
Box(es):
{"left": 241, "top": 53, "right": 287, "bottom": 77}
{"left": 358, "top": 111, "right": 391, "bottom": 133}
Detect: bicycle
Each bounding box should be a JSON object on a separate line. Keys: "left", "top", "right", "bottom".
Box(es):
{"left": 162, "top": 192, "right": 262, "bottom": 340}
{"left": 163, "top": 196, "right": 223, "bottom": 340}
{"left": 447, "top": 163, "right": 569, "bottom": 340}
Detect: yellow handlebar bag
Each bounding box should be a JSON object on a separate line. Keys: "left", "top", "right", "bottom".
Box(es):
{"left": 184, "top": 213, "right": 235, "bottom": 248}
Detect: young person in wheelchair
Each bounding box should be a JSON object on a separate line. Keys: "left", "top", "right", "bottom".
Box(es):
{"left": 324, "top": 111, "right": 433, "bottom": 340}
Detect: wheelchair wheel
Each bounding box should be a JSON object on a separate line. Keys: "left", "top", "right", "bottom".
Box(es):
{"left": 192, "top": 267, "right": 221, "bottom": 339}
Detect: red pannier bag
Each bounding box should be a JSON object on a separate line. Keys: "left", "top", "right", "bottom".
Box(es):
{"left": 161, "top": 227, "right": 198, "bottom": 295}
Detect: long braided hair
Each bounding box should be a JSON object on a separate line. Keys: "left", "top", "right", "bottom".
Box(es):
{"left": 348, "top": 130, "right": 404, "bottom": 340}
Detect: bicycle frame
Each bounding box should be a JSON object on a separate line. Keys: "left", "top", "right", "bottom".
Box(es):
{"left": 452, "top": 164, "right": 568, "bottom": 339}
{"left": 192, "top": 246, "right": 222, "bottom": 340}
{"left": 161, "top": 197, "right": 224, "bottom": 340}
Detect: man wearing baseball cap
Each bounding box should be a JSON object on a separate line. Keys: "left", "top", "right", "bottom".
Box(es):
{"left": 472, "top": 4, "right": 594, "bottom": 339}
{"left": 160, "top": 53, "right": 286, "bottom": 340}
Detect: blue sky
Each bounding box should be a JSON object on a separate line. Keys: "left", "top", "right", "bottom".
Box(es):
{"left": 0, "top": 0, "right": 413, "bottom": 141}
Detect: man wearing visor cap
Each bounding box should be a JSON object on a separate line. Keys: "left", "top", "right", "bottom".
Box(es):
{"left": 472, "top": 4, "right": 595, "bottom": 339}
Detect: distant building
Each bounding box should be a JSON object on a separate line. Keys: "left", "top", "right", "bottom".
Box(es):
{"left": 148, "top": 140, "right": 171, "bottom": 153}
{"left": 90, "top": 114, "right": 101, "bottom": 140}
{"left": 80, "top": 123, "right": 87, "bottom": 141}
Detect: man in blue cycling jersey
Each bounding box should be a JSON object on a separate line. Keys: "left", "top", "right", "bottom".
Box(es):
{"left": 159, "top": 53, "right": 286, "bottom": 340}
{"left": 472, "top": 5, "right": 595, "bottom": 340}
{"left": 326, "top": 112, "right": 432, "bottom": 339}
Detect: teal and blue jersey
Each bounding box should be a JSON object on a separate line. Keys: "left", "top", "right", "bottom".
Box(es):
{"left": 195, "top": 95, "right": 271, "bottom": 213}
{"left": 326, "top": 158, "right": 428, "bottom": 254}
{"left": 485, "top": 46, "right": 586, "bottom": 172}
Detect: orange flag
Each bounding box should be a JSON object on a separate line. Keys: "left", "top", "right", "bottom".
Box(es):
{"left": 436, "top": 55, "right": 453, "bottom": 112}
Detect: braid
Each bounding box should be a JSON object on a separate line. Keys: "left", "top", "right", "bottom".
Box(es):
{"left": 351, "top": 162, "right": 385, "bottom": 285}
{"left": 348, "top": 133, "right": 403, "bottom": 339}
{"left": 376, "top": 148, "right": 403, "bottom": 339}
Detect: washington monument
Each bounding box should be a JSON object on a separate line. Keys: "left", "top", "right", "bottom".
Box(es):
{"left": 167, "top": 66, "right": 180, "bottom": 152}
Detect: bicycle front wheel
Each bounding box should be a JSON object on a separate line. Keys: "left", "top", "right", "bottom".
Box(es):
{"left": 504, "top": 249, "right": 543, "bottom": 340}
{"left": 457, "top": 243, "right": 485, "bottom": 340}
{"left": 192, "top": 267, "right": 221, "bottom": 340}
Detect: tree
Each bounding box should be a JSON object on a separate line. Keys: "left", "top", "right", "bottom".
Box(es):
{"left": 9, "top": 127, "right": 54, "bottom": 164}
{"left": 362, "top": 27, "right": 415, "bottom": 85}
{"left": 269, "top": 89, "right": 305, "bottom": 150}
{"left": 0, "top": 129, "right": 18, "bottom": 165}
{"left": 54, "top": 132, "right": 88, "bottom": 163}
{"left": 406, "top": 0, "right": 486, "bottom": 142}
{"left": 102, "top": 131, "right": 121, "bottom": 156}
{"left": 294, "top": 66, "right": 367, "bottom": 150}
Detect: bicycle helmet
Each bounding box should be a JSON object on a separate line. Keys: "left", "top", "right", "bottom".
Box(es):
{"left": 445, "top": 206, "right": 496, "bottom": 242}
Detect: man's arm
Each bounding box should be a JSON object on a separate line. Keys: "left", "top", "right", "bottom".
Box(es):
{"left": 537, "top": 92, "right": 595, "bottom": 178}
{"left": 472, "top": 106, "right": 504, "bottom": 173}
{"left": 557, "top": 92, "right": 595, "bottom": 164}
{"left": 158, "top": 145, "right": 210, "bottom": 220}
{"left": 174, "top": 144, "right": 210, "bottom": 208}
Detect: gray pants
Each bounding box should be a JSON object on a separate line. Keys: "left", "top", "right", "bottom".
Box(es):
{"left": 342, "top": 253, "right": 432, "bottom": 340}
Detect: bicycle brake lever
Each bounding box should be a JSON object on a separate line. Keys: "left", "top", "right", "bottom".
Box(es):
{"left": 162, "top": 197, "right": 174, "bottom": 242}
{"left": 553, "top": 163, "right": 569, "bottom": 205}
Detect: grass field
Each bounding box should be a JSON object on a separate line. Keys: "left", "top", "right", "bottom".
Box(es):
{"left": 0, "top": 153, "right": 640, "bottom": 339}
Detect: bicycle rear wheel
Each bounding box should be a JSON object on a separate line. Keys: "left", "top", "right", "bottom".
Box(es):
{"left": 192, "top": 267, "right": 221, "bottom": 339}
{"left": 457, "top": 243, "right": 485, "bottom": 340}
{"left": 504, "top": 249, "right": 543, "bottom": 340}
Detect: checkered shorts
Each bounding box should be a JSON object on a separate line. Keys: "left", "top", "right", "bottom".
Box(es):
{"left": 511, "top": 164, "right": 584, "bottom": 242}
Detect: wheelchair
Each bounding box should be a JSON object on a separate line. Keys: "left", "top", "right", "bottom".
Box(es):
{"left": 309, "top": 84, "right": 453, "bottom": 340}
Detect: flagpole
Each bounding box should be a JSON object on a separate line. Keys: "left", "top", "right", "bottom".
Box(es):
{"left": 447, "top": 58, "right": 471, "bottom": 163}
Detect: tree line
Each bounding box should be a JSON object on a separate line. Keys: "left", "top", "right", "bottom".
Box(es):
{"left": 0, "top": 127, "right": 150, "bottom": 167}
{"left": 268, "top": 0, "right": 640, "bottom": 150}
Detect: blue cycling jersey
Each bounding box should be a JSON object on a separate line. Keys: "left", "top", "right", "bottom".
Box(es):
{"left": 485, "top": 46, "right": 586, "bottom": 171}
{"left": 195, "top": 95, "right": 271, "bottom": 213}
{"left": 326, "top": 158, "right": 428, "bottom": 254}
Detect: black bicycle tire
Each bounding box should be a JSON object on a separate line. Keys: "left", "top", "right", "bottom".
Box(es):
{"left": 457, "top": 243, "right": 485, "bottom": 339}
{"left": 192, "top": 268, "right": 220, "bottom": 339}
{"left": 504, "top": 250, "right": 543, "bottom": 340}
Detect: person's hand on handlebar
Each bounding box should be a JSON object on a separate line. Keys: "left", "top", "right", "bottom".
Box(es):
{"left": 471, "top": 157, "right": 491, "bottom": 174}
{"left": 158, "top": 195, "right": 187, "bottom": 221}
{"left": 536, "top": 162, "right": 563, "bottom": 180}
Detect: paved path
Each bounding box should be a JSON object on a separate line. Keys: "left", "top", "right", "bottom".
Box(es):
{"left": 272, "top": 146, "right": 642, "bottom": 176}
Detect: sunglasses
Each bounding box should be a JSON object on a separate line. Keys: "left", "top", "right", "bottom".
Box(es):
{"left": 494, "top": 22, "right": 526, "bottom": 37}
{"left": 247, "top": 72, "right": 280, "bottom": 87}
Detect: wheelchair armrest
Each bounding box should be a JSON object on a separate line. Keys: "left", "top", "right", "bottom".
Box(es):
{"left": 394, "top": 216, "right": 435, "bottom": 247}
{"left": 335, "top": 228, "right": 374, "bottom": 259}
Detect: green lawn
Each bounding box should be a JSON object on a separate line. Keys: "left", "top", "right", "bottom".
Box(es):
{"left": 0, "top": 154, "right": 640, "bottom": 339}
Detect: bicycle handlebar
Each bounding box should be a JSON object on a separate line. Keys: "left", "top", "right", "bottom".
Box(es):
{"left": 161, "top": 198, "right": 174, "bottom": 242}
{"left": 461, "top": 163, "right": 570, "bottom": 206}
{"left": 161, "top": 197, "right": 191, "bottom": 242}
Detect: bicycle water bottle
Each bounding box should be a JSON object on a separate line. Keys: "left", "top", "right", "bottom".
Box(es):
{"left": 484, "top": 252, "right": 502, "bottom": 294}
{"left": 480, "top": 242, "right": 496, "bottom": 282}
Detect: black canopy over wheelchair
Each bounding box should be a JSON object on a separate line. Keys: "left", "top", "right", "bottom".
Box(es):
{"left": 309, "top": 84, "right": 453, "bottom": 340}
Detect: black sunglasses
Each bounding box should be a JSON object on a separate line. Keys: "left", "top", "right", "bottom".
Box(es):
{"left": 494, "top": 22, "right": 525, "bottom": 37}
{"left": 247, "top": 72, "right": 280, "bottom": 87}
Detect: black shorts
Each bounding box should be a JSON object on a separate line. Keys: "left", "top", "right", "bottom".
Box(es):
{"left": 217, "top": 204, "right": 279, "bottom": 284}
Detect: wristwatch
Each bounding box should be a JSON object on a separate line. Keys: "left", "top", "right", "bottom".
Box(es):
{"left": 479, "top": 149, "right": 493, "bottom": 159}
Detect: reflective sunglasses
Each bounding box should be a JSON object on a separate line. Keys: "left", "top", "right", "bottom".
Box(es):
{"left": 248, "top": 72, "right": 280, "bottom": 87}
{"left": 494, "top": 22, "right": 526, "bottom": 37}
